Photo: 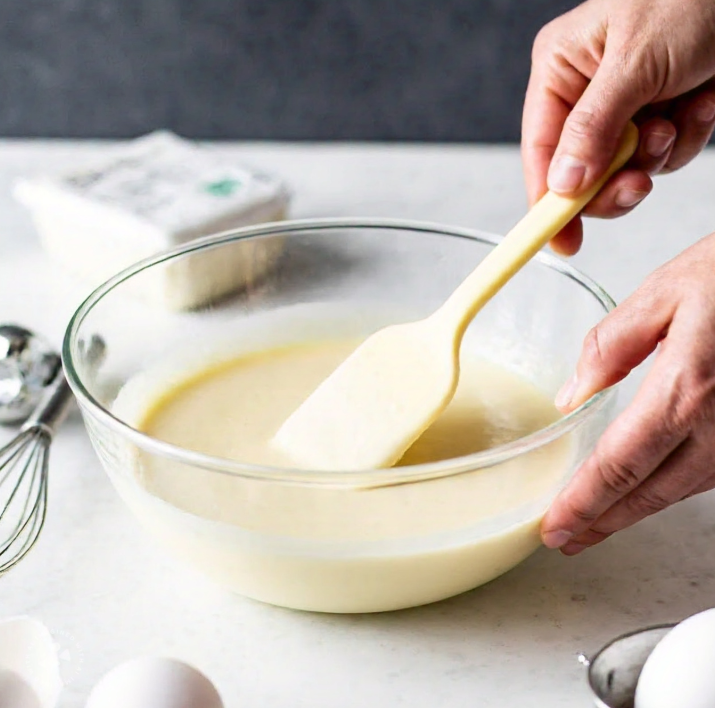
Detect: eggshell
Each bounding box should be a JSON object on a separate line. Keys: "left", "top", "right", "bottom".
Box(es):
{"left": 635, "top": 608, "right": 715, "bottom": 708}
{"left": 0, "top": 617, "right": 62, "bottom": 708}
{"left": 86, "top": 657, "right": 223, "bottom": 708}
{"left": 0, "top": 669, "right": 43, "bottom": 708}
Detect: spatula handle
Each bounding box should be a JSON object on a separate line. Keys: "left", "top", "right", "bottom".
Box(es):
{"left": 437, "top": 121, "right": 640, "bottom": 337}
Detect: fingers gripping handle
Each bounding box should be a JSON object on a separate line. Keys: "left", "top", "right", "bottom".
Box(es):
{"left": 437, "top": 121, "right": 640, "bottom": 337}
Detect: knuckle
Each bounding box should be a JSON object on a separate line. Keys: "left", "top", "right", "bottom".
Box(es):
{"left": 605, "top": 39, "right": 664, "bottom": 97}
{"left": 582, "top": 326, "right": 603, "bottom": 364}
{"left": 566, "top": 502, "right": 600, "bottom": 526}
{"left": 669, "top": 390, "right": 702, "bottom": 434}
{"left": 625, "top": 488, "right": 672, "bottom": 517}
{"left": 578, "top": 320, "right": 635, "bottom": 388}
{"left": 666, "top": 365, "right": 715, "bottom": 434}
{"left": 532, "top": 22, "right": 557, "bottom": 58}
{"left": 563, "top": 110, "right": 610, "bottom": 147}
{"left": 595, "top": 452, "right": 643, "bottom": 496}
{"left": 672, "top": 386, "right": 715, "bottom": 433}
{"left": 581, "top": 325, "right": 614, "bottom": 374}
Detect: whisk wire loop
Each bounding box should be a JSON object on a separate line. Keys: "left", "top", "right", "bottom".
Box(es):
{"left": 0, "top": 425, "right": 51, "bottom": 573}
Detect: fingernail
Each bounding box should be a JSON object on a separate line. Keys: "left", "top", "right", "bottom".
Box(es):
{"left": 543, "top": 529, "right": 574, "bottom": 549}
{"left": 695, "top": 100, "right": 715, "bottom": 123}
{"left": 645, "top": 131, "right": 675, "bottom": 157}
{"left": 561, "top": 542, "right": 588, "bottom": 556}
{"left": 555, "top": 373, "right": 578, "bottom": 409}
{"left": 615, "top": 189, "right": 648, "bottom": 208}
{"left": 548, "top": 155, "right": 586, "bottom": 193}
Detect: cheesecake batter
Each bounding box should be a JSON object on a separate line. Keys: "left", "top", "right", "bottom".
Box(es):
{"left": 111, "top": 335, "right": 573, "bottom": 613}
{"left": 141, "top": 339, "right": 560, "bottom": 468}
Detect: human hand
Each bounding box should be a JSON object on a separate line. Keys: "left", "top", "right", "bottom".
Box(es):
{"left": 541, "top": 232, "right": 715, "bottom": 554}
{"left": 523, "top": 0, "right": 715, "bottom": 255}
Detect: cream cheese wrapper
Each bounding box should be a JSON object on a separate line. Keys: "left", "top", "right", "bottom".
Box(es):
{"left": 13, "top": 131, "right": 291, "bottom": 310}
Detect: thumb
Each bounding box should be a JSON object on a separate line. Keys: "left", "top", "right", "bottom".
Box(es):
{"left": 547, "top": 53, "right": 651, "bottom": 196}
{"left": 555, "top": 283, "right": 675, "bottom": 411}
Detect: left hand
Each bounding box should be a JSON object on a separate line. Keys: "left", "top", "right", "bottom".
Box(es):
{"left": 541, "top": 231, "right": 715, "bottom": 555}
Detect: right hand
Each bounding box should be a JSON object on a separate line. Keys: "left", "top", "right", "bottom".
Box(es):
{"left": 542, "top": 231, "right": 715, "bottom": 554}
{"left": 523, "top": 0, "right": 715, "bottom": 255}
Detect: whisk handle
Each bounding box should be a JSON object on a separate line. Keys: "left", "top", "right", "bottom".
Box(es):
{"left": 21, "top": 372, "right": 73, "bottom": 437}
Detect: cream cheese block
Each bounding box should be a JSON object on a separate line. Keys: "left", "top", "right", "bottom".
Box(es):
{"left": 14, "top": 131, "right": 291, "bottom": 310}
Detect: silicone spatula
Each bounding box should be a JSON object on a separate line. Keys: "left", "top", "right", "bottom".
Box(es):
{"left": 273, "top": 122, "right": 640, "bottom": 471}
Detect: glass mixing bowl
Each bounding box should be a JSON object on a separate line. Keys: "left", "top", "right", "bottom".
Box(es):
{"left": 63, "top": 218, "right": 616, "bottom": 614}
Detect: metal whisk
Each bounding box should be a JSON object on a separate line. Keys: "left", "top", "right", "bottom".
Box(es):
{"left": 0, "top": 326, "right": 104, "bottom": 573}
{"left": 0, "top": 390, "right": 63, "bottom": 572}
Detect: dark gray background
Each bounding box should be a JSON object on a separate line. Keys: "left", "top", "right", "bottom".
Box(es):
{"left": 0, "top": 0, "right": 580, "bottom": 141}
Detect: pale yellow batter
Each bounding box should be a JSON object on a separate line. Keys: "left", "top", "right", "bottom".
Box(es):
{"left": 111, "top": 335, "right": 574, "bottom": 613}
{"left": 141, "top": 339, "right": 560, "bottom": 468}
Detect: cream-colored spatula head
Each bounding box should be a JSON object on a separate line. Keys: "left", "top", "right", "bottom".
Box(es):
{"left": 274, "top": 123, "right": 640, "bottom": 471}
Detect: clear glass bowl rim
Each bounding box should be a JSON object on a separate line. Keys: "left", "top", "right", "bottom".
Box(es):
{"left": 63, "top": 217, "right": 617, "bottom": 488}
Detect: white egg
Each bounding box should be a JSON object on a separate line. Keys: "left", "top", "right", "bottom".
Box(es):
{"left": 635, "top": 608, "right": 715, "bottom": 708}
{"left": 0, "top": 617, "right": 62, "bottom": 708}
{"left": 86, "top": 657, "right": 223, "bottom": 708}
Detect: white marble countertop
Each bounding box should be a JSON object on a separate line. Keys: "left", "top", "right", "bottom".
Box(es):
{"left": 0, "top": 139, "right": 714, "bottom": 707}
